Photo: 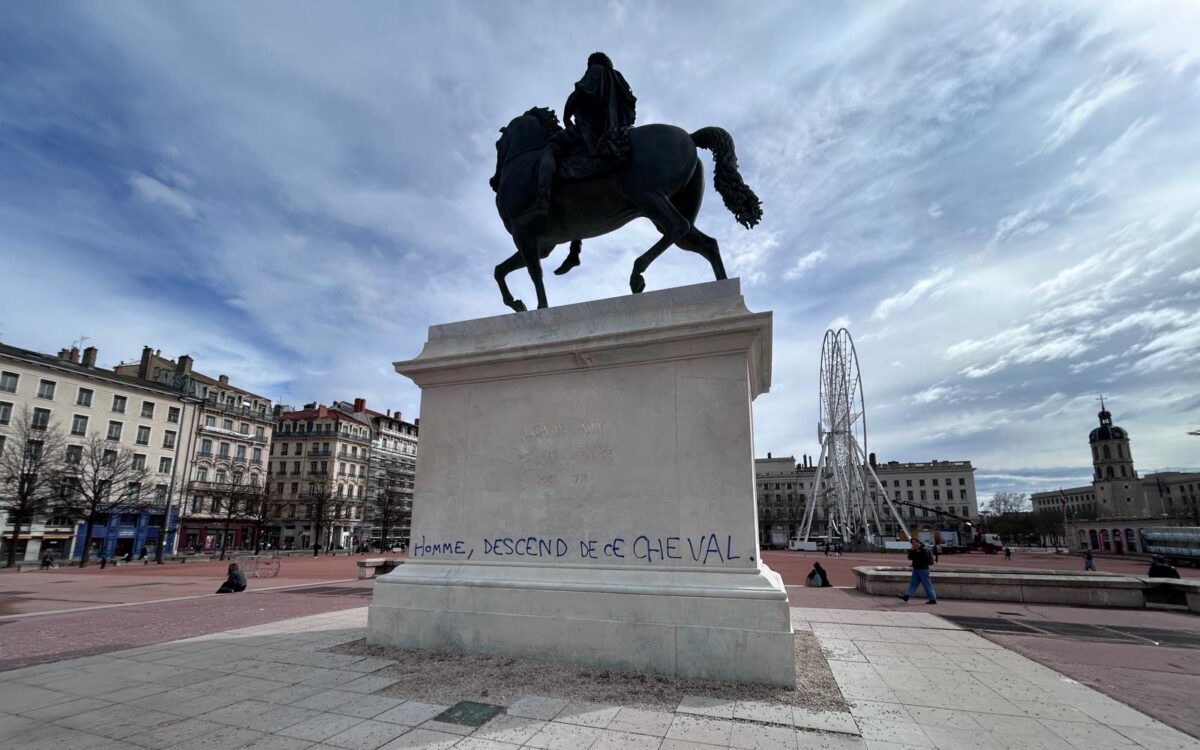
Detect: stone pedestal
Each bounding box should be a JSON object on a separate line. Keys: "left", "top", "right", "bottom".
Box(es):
{"left": 368, "top": 279, "right": 795, "bottom": 686}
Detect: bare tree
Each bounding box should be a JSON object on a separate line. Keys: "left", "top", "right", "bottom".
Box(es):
{"left": 985, "top": 492, "right": 1029, "bottom": 515}
{"left": 243, "top": 481, "right": 278, "bottom": 554}
{"left": 368, "top": 468, "right": 410, "bottom": 553}
{"left": 1, "top": 408, "right": 67, "bottom": 567}
{"left": 59, "top": 436, "right": 150, "bottom": 567}
{"left": 300, "top": 478, "right": 336, "bottom": 557}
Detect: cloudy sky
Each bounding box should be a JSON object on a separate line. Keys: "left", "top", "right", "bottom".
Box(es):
{"left": 2, "top": 1, "right": 1198, "bottom": 499}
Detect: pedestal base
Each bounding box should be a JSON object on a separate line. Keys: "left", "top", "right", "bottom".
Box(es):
{"left": 369, "top": 559, "right": 796, "bottom": 687}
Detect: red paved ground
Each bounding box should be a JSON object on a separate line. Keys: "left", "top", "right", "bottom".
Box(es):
{"left": 0, "top": 553, "right": 386, "bottom": 616}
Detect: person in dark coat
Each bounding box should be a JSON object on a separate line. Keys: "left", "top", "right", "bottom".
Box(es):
{"left": 216, "top": 563, "right": 247, "bottom": 594}
{"left": 898, "top": 538, "right": 937, "bottom": 604}
{"left": 1148, "top": 556, "right": 1181, "bottom": 579}
{"left": 806, "top": 562, "right": 832, "bottom": 588}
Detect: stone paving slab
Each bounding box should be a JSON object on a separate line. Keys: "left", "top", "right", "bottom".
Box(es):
{"left": 2, "top": 606, "right": 1197, "bottom": 750}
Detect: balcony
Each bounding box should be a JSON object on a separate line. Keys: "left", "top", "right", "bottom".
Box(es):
{"left": 307, "top": 449, "right": 332, "bottom": 457}
{"left": 200, "top": 399, "right": 276, "bottom": 422}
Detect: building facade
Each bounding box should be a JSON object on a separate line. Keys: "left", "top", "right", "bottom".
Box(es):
{"left": 115, "top": 348, "right": 276, "bottom": 554}
{"left": 1032, "top": 404, "right": 1200, "bottom": 554}
{"left": 268, "top": 403, "right": 371, "bottom": 551}
{"left": 332, "top": 399, "right": 418, "bottom": 548}
{"left": 755, "top": 451, "right": 979, "bottom": 545}
{"left": 1, "top": 343, "right": 191, "bottom": 561}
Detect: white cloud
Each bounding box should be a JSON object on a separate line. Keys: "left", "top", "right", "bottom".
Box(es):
{"left": 871, "top": 268, "right": 953, "bottom": 321}
{"left": 927, "top": 202, "right": 943, "bottom": 218}
{"left": 783, "top": 247, "right": 828, "bottom": 281}
{"left": 128, "top": 173, "right": 197, "bottom": 218}
{"left": 1038, "top": 66, "right": 1140, "bottom": 155}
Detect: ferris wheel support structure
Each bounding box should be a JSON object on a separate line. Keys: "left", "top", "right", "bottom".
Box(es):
{"left": 798, "top": 329, "right": 909, "bottom": 546}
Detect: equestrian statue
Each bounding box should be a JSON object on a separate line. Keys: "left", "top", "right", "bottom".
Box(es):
{"left": 490, "top": 52, "right": 762, "bottom": 312}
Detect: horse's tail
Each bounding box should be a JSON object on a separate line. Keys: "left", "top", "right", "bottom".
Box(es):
{"left": 691, "top": 126, "right": 762, "bottom": 229}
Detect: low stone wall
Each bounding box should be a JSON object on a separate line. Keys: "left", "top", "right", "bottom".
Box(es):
{"left": 357, "top": 558, "right": 405, "bottom": 579}
{"left": 853, "top": 566, "right": 1200, "bottom": 612}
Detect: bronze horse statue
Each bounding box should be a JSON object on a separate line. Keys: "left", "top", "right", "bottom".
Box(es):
{"left": 490, "top": 107, "right": 762, "bottom": 312}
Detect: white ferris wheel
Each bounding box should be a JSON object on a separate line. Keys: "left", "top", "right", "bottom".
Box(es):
{"left": 797, "top": 329, "right": 909, "bottom": 546}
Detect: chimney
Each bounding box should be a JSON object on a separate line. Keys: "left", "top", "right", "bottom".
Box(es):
{"left": 218, "top": 374, "right": 229, "bottom": 385}
{"left": 176, "top": 354, "right": 193, "bottom": 375}
{"left": 353, "top": 397, "right": 365, "bottom": 413}
{"left": 414, "top": 418, "right": 419, "bottom": 428}
{"left": 138, "top": 345, "right": 153, "bottom": 379}
{"left": 57, "top": 348, "right": 71, "bottom": 361}
{"left": 869, "top": 452, "right": 877, "bottom": 467}
{"left": 767, "top": 452, "right": 772, "bottom": 459}
{"left": 69, "top": 347, "right": 80, "bottom": 364}
{"left": 386, "top": 409, "right": 391, "bottom": 418}
{"left": 82, "top": 346, "right": 98, "bottom": 368}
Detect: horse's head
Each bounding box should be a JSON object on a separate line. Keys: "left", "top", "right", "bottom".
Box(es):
{"left": 489, "top": 108, "right": 562, "bottom": 193}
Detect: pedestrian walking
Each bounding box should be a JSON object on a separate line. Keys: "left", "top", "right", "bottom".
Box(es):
{"left": 933, "top": 544, "right": 940, "bottom": 563}
{"left": 898, "top": 538, "right": 937, "bottom": 604}
{"left": 823, "top": 544, "right": 830, "bottom": 558}
{"left": 1083, "top": 550, "right": 1096, "bottom": 571}
{"left": 40, "top": 553, "right": 53, "bottom": 570}
{"left": 1004, "top": 547, "right": 1012, "bottom": 561}
{"left": 1148, "top": 556, "right": 1181, "bottom": 579}
{"left": 806, "top": 562, "right": 832, "bottom": 587}
{"left": 216, "top": 563, "right": 247, "bottom": 593}
{"left": 98, "top": 548, "right": 110, "bottom": 569}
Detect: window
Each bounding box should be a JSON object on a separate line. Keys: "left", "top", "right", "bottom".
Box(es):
{"left": 216, "top": 469, "right": 227, "bottom": 483}
{"left": 38, "top": 379, "right": 57, "bottom": 399}
{"left": 918, "top": 479, "right": 925, "bottom": 487}
{"left": 920, "top": 490, "right": 927, "bottom": 501}
{"left": 197, "top": 467, "right": 208, "bottom": 481}
{"left": 205, "top": 415, "right": 215, "bottom": 427}
{"left": 0, "top": 401, "right": 11, "bottom": 425}
{"left": 932, "top": 478, "right": 938, "bottom": 486}
{"left": 133, "top": 454, "right": 147, "bottom": 471}
{"left": 906, "top": 479, "right": 912, "bottom": 487}
{"left": 77, "top": 388, "right": 93, "bottom": 406}
{"left": 141, "top": 401, "right": 155, "bottom": 418}
{"left": 167, "top": 406, "right": 180, "bottom": 423}
{"left": 240, "top": 422, "right": 249, "bottom": 435}
{"left": 65, "top": 444, "right": 82, "bottom": 464}
{"left": 280, "top": 443, "right": 288, "bottom": 456}
{"left": 158, "top": 457, "right": 172, "bottom": 474}
{"left": 222, "top": 419, "right": 233, "bottom": 430}
{"left": 933, "top": 490, "right": 940, "bottom": 500}
{"left": 32, "top": 408, "right": 51, "bottom": 430}
{"left": 958, "top": 478, "right": 965, "bottom": 485}
{"left": 112, "top": 395, "right": 127, "bottom": 413}
{"left": 200, "top": 438, "right": 213, "bottom": 456}
{"left": 252, "top": 447, "right": 262, "bottom": 462}
{"left": 71, "top": 414, "right": 88, "bottom": 436}
{"left": 255, "top": 426, "right": 264, "bottom": 439}
{"left": 162, "top": 430, "right": 176, "bottom": 449}
{"left": 191, "top": 497, "right": 203, "bottom": 513}
{"left": 106, "top": 421, "right": 122, "bottom": 440}
{"left": 136, "top": 426, "right": 151, "bottom": 445}
{"left": 0, "top": 371, "right": 18, "bottom": 393}
{"left": 961, "top": 506, "right": 968, "bottom": 517}
{"left": 907, "top": 491, "right": 913, "bottom": 501}
{"left": 218, "top": 442, "right": 230, "bottom": 458}
{"left": 102, "top": 449, "right": 117, "bottom": 465}
{"left": 236, "top": 445, "right": 246, "bottom": 459}
{"left": 946, "top": 489, "right": 954, "bottom": 500}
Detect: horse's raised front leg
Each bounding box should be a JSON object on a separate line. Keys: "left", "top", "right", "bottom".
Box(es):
{"left": 628, "top": 192, "right": 691, "bottom": 294}
{"left": 495, "top": 251, "right": 528, "bottom": 312}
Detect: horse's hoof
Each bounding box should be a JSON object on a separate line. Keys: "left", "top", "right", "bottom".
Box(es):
{"left": 510, "top": 300, "right": 527, "bottom": 312}
{"left": 630, "top": 275, "right": 645, "bottom": 294}
{"left": 553, "top": 255, "right": 580, "bottom": 276}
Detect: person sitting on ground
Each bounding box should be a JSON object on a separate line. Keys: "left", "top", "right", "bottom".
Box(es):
{"left": 898, "top": 538, "right": 937, "bottom": 604}
{"left": 216, "top": 563, "right": 247, "bottom": 594}
{"left": 806, "top": 562, "right": 832, "bottom": 588}
{"left": 1148, "top": 555, "right": 1181, "bottom": 579}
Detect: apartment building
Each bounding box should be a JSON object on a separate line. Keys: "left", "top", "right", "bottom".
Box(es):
{"left": 1, "top": 343, "right": 191, "bottom": 561}
{"left": 332, "top": 399, "right": 419, "bottom": 548}
{"left": 268, "top": 403, "right": 371, "bottom": 551}
{"left": 115, "top": 348, "right": 276, "bottom": 553}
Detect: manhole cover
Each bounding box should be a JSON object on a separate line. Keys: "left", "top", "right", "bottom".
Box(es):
{"left": 432, "top": 701, "right": 503, "bottom": 727}
{"left": 940, "top": 616, "right": 1041, "bottom": 633}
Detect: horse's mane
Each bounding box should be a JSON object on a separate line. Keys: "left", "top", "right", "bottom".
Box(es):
{"left": 523, "top": 106, "right": 563, "bottom": 136}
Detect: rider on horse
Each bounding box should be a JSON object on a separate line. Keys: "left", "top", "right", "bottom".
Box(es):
{"left": 528, "top": 52, "right": 637, "bottom": 223}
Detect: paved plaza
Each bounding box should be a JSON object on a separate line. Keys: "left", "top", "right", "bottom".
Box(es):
{"left": 1, "top": 604, "right": 1197, "bottom": 750}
